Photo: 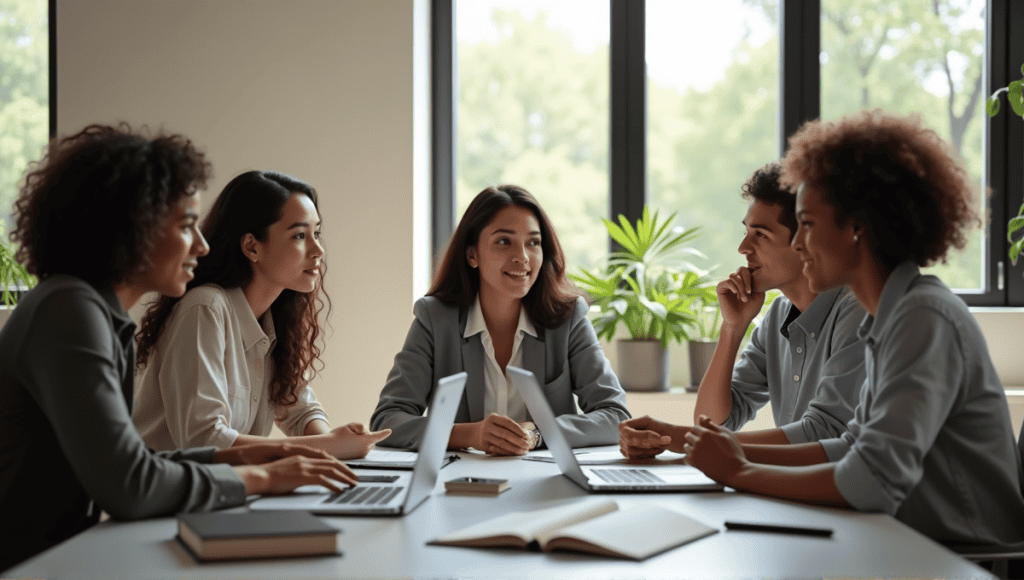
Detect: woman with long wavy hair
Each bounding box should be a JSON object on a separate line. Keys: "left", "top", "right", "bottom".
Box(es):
{"left": 0, "top": 127, "right": 356, "bottom": 571}
{"left": 134, "top": 170, "right": 389, "bottom": 457}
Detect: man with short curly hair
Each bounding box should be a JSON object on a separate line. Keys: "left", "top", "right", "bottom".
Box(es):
{"left": 619, "top": 162, "right": 868, "bottom": 456}
{"left": 683, "top": 110, "right": 1024, "bottom": 551}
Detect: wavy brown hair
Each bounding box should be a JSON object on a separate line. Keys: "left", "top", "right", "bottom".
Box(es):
{"left": 428, "top": 184, "right": 581, "bottom": 329}
{"left": 10, "top": 123, "right": 211, "bottom": 285}
{"left": 780, "top": 109, "right": 980, "bottom": 270}
{"left": 136, "top": 171, "right": 330, "bottom": 407}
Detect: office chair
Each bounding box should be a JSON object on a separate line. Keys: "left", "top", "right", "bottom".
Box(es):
{"left": 951, "top": 421, "right": 1024, "bottom": 580}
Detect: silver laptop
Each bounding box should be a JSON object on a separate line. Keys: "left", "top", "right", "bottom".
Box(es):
{"left": 509, "top": 366, "right": 724, "bottom": 493}
{"left": 250, "top": 372, "right": 467, "bottom": 515}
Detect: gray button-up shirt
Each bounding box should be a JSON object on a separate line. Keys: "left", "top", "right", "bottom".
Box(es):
{"left": 824, "top": 262, "right": 1024, "bottom": 547}
{"left": 725, "top": 286, "right": 867, "bottom": 442}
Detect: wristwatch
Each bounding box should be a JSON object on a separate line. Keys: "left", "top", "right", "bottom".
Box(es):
{"left": 528, "top": 428, "right": 542, "bottom": 450}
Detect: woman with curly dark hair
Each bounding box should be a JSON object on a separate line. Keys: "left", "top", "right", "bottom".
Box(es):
{"left": 683, "top": 110, "right": 1024, "bottom": 550}
{"left": 134, "top": 170, "right": 389, "bottom": 457}
{"left": 370, "top": 185, "right": 630, "bottom": 453}
{"left": 0, "top": 125, "right": 357, "bottom": 571}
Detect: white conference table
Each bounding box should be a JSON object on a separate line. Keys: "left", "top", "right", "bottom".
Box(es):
{"left": 8, "top": 447, "right": 994, "bottom": 580}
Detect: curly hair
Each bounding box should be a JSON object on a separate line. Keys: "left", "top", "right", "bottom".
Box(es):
{"left": 740, "top": 162, "right": 796, "bottom": 240}
{"left": 428, "top": 184, "right": 582, "bottom": 329}
{"left": 779, "top": 109, "right": 979, "bottom": 270}
{"left": 136, "top": 171, "right": 331, "bottom": 407}
{"left": 10, "top": 123, "right": 211, "bottom": 285}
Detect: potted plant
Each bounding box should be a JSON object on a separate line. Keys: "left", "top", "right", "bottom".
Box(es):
{"left": 0, "top": 223, "right": 35, "bottom": 309}
{"left": 985, "top": 62, "right": 1024, "bottom": 264}
{"left": 570, "top": 207, "right": 714, "bottom": 392}
{"left": 686, "top": 295, "right": 720, "bottom": 392}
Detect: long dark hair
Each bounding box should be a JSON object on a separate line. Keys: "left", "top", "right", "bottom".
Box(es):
{"left": 136, "top": 170, "right": 331, "bottom": 406}
{"left": 11, "top": 123, "right": 211, "bottom": 285}
{"left": 428, "top": 184, "right": 581, "bottom": 329}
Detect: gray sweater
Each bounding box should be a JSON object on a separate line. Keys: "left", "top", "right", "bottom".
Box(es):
{"left": 0, "top": 275, "right": 244, "bottom": 570}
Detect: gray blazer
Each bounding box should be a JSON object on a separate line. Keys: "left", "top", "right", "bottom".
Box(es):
{"left": 370, "top": 296, "right": 631, "bottom": 449}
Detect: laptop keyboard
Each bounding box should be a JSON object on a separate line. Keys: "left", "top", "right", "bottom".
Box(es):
{"left": 326, "top": 485, "right": 403, "bottom": 505}
{"left": 591, "top": 468, "right": 666, "bottom": 484}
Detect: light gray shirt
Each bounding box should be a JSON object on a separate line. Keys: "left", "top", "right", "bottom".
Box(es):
{"left": 0, "top": 276, "right": 244, "bottom": 569}
{"left": 824, "top": 262, "right": 1024, "bottom": 548}
{"left": 134, "top": 285, "right": 329, "bottom": 451}
{"left": 725, "top": 287, "right": 867, "bottom": 442}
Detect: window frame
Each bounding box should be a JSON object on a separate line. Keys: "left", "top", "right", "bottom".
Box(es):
{"left": 1, "top": 0, "right": 55, "bottom": 305}
{"left": 432, "top": 0, "right": 1024, "bottom": 307}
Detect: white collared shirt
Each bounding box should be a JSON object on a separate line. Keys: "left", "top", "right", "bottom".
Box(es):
{"left": 133, "top": 285, "right": 329, "bottom": 450}
{"left": 463, "top": 296, "right": 536, "bottom": 422}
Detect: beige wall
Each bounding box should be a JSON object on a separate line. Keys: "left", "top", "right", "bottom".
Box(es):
{"left": 57, "top": 0, "right": 423, "bottom": 427}
{"left": 50, "top": 0, "right": 1024, "bottom": 435}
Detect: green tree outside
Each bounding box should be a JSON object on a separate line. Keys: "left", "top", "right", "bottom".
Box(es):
{"left": 0, "top": 0, "right": 48, "bottom": 235}
{"left": 459, "top": 1, "right": 986, "bottom": 290}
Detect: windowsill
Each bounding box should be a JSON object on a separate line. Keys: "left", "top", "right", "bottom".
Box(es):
{"left": 626, "top": 385, "right": 1024, "bottom": 398}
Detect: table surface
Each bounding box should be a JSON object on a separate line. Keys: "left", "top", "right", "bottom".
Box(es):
{"left": 8, "top": 447, "right": 995, "bottom": 580}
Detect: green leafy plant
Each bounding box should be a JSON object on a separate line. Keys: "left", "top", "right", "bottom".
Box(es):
{"left": 0, "top": 225, "right": 35, "bottom": 307}
{"left": 569, "top": 207, "right": 714, "bottom": 350}
{"left": 986, "top": 62, "right": 1024, "bottom": 264}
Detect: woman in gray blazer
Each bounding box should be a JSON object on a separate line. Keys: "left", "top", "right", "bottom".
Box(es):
{"left": 371, "top": 185, "right": 630, "bottom": 453}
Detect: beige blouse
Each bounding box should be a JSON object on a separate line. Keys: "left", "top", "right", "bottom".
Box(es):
{"left": 133, "top": 285, "right": 328, "bottom": 450}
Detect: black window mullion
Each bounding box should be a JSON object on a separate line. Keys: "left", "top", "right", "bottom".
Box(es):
{"left": 431, "top": 0, "right": 455, "bottom": 275}
{"left": 609, "top": 0, "right": 645, "bottom": 248}
{"left": 48, "top": 0, "right": 56, "bottom": 138}
{"left": 980, "top": 0, "right": 1010, "bottom": 307}
{"left": 1005, "top": 0, "right": 1024, "bottom": 305}
{"left": 780, "top": 0, "right": 819, "bottom": 156}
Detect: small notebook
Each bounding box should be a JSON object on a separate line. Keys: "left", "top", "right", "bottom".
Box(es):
{"left": 177, "top": 511, "right": 339, "bottom": 561}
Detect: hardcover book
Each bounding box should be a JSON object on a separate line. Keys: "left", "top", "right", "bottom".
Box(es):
{"left": 177, "top": 511, "right": 340, "bottom": 561}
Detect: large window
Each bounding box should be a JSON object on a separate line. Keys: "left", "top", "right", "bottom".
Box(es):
{"left": 454, "top": 0, "right": 610, "bottom": 273}
{"left": 438, "top": 0, "right": 1024, "bottom": 306}
{"left": 820, "top": 0, "right": 987, "bottom": 292}
{"left": 646, "top": 0, "right": 779, "bottom": 277}
{"left": 0, "top": 0, "right": 49, "bottom": 236}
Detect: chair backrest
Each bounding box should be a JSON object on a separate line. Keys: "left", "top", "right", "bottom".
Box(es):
{"left": 1017, "top": 416, "right": 1024, "bottom": 498}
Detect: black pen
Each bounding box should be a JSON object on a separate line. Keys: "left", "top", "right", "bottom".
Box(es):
{"left": 724, "top": 521, "right": 833, "bottom": 537}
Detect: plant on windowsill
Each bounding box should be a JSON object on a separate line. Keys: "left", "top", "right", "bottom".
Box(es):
{"left": 686, "top": 295, "right": 721, "bottom": 393}
{"left": 569, "top": 207, "right": 715, "bottom": 392}
{"left": 0, "top": 224, "right": 36, "bottom": 309}
{"left": 985, "top": 62, "right": 1024, "bottom": 265}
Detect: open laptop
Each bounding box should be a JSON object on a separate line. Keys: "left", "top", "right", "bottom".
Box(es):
{"left": 509, "top": 366, "right": 724, "bottom": 493}
{"left": 250, "top": 372, "right": 467, "bottom": 515}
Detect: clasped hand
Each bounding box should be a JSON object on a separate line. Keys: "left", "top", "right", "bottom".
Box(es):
{"left": 472, "top": 413, "right": 539, "bottom": 456}
{"left": 618, "top": 415, "right": 677, "bottom": 459}
{"left": 683, "top": 415, "right": 748, "bottom": 486}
